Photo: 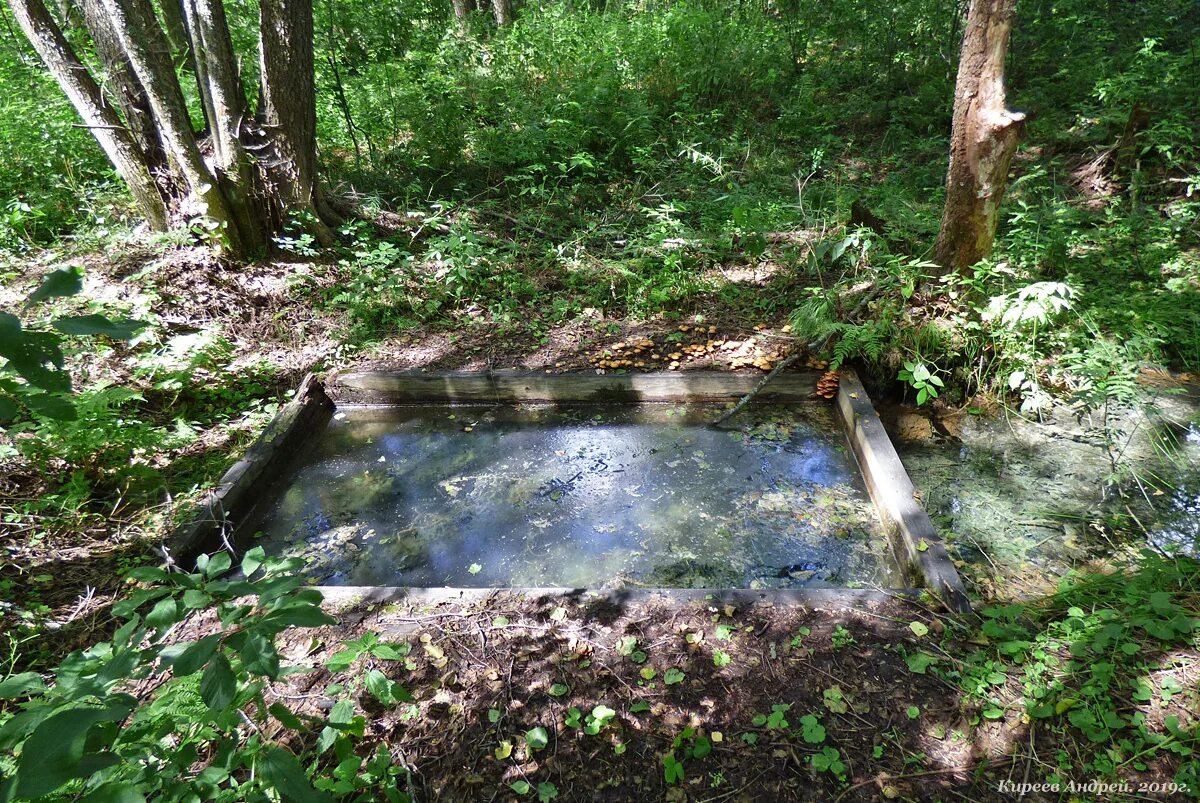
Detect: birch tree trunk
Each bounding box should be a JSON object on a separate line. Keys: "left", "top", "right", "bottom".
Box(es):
{"left": 8, "top": 0, "right": 168, "bottom": 230}
{"left": 491, "top": 0, "right": 511, "bottom": 26}
{"left": 933, "top": 0, "right": 1025, "bottom": 272}
{"left": 10, "top": 0, "right": 337, "bottom": 257}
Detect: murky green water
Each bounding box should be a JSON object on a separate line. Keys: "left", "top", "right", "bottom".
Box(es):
{"left": 889, "top": 393, "right": 1200, "bottom": 599}
{"left": 248, "top": 403, "right": 900, "bottom": 588}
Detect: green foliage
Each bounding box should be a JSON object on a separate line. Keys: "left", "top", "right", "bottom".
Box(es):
{"left": 0, "top": 550, "right": 422, "bottom": 802}
{"left": 950, "top": 554, "right": 1200, "bottom": 785}
{"left": 663, "top": 725, "right": 712, "bottom": 785}
{"left": 0, "top": 267, "right": 145, "bottom": 422}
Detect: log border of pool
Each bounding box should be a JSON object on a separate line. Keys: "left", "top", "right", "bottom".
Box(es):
{"left": 168, "top": 369, "right": 971, "bottom": 614}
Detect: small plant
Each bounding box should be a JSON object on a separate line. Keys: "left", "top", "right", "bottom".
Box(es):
{"left": 0, "top": 549, "right": 391, "bottom": 802}
{"left": 811, "top": 746, "right": 847, "bottom": 781}
{"left": 663, "top": 726, "right": 713, "bottom": 785}
{"left": 898, "top": 360, "right": 944, "bottom": 406}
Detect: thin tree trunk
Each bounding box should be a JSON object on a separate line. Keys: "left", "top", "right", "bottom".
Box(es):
{"left": 933, "top": 0, "right": 1025, "bottom": 272}
{"left": 491, "top": 0, "right": 510, "bottom": 26}
{"left": 450, "top": 0, "right": 470, "bottom": 32}
{"left": 324, "top": 0, "right": 367, "bottom": 167}
{"left": 258, "top": 0, "right": 335, "bottom": 242}
{"left": 7, "top": 0, "right": 168, "bottom": 229}
{"left": 73, "top": 0, "right": 162, "bottom": 164}
{"left": 183, "top": 0, "right": 268, "bottom": 251}
{"left": 97, "top": 0, "right": 244, "bottom": 253}
{"left": 157, "top": 0, "right": 195, "bottom": 73}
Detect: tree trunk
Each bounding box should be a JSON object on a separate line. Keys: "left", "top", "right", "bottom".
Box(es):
{"left": 96, "top": 0, "right": 245, "bottom": 253}
{"left": 157, "top": 0, "right": 197, "bottom": 75}
{"left": 184, "top": 0, "right": 268, "bottom": 251}
{"left": 7, "top": 0, "right": 168, "bottom": 230}
{"left": 11, "top": 0, "right": 337, "bottom": 258}
{"left": 451, "top": 0, "right": 470, "bottom": 32}
{"left": 491, "top": 0, "right": 511, "bottom": 26}
{"left": 257, "top": 0, "right": 336, "bottom": 242}
{"left": 72, "top": 0, "right": 164, "bottom": 166}
{"left": 932, "top": 0, "right": 1025, "bottom": 272}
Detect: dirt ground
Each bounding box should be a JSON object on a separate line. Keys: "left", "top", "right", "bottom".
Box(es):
{"left": 242, "top": 591, "right": 1019, "bottom": 803}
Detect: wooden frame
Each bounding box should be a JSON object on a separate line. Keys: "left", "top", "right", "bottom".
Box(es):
{"left": 170, "top": 370, "right": 971, "bottom": 613}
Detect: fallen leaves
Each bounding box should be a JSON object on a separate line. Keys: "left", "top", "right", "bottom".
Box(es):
{"left": 586, "top": 325, "right": 832, "bottom": 373}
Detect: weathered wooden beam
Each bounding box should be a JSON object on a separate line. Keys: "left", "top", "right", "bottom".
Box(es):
{"left": 167, "top": 373, "right": 334, "bottom": 566}
{"left": 330, "top": 370, "right": 820, "bottom": 405}
{"left": 834, "top": 369, "right": 971, "bottom": 613}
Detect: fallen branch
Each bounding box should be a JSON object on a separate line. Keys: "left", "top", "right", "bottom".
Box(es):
{"left": 708, "top": 352, "right": 804, "bottom": 427}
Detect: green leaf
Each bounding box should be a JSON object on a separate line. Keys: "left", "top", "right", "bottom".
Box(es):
{"left": 241, "top": 546, "right": 266, "bottom": 577}
{"left": 238, "top": 632, "right": 281, "bottom": 679}
{"left": 26, "top": 267, "right": 82, "bottom": 305}
{"left": 22, "top": 392, "right": 75, "bottom": 420}
{"left": 905, "top": 652, "right": 938, "bottom": 674}
{"left": 525, "top": 727, "right": 549, "bottom": 750}
{"left": 269, "top": 702, "right": 307, "bottom": 730}
{"left": 713, "top": 649, "right": 731, "bottom": 667}
{"left": 510, "top": 780, "right": 531, "bottom": 795}
{"left": 909, "top": 621, "right": 929, "bottom": 637}
{"left": 0, "top": 672, "right": 45, "bottom": 699}
{"left": 590, "top": 704, "right": 617, "bottom": 726}
{"left": 663, "top": 753, "right": 684, "bottom": 784}
{"left": 199, "top": 653, "right": 237, "bottom": 709}
{"left": 548, "top": 683, "right": 569, "bottom": 697}
{"left": 537, "top": 781, "right": 559, "bottom": 802}
{"left": 663, "top": 667, "right": 685, "bottom": 685}
{"left": 364, "top": 669, "right": 412, "bottom": 705}
{"left": 52, "top": 315, "right": 146, "bottom": 340}
{"left": 144, "top": 597, "right": 181, "bottom": 634}
{"left": 799, "top": 714, "right": 826, "bottom": 744}
{"left": 0, "top": 393, "right": 19, "bottom": 420}
{"left": 79, "top": 781, "right": 147, "bottom": 802}
{"left": 14, "top": 700, "right": 133, "bottom": 799}
{"left": 263, "top": 604, "right": 337, "bottom": 629}
{"left": 203, "top": 551, "right": 232, "bottom": 579}
{"left": 171, "top": 634, "right": 221, "bottom": 676}
{"left": 259, "top": 747, "right": 331, "bottom": 803}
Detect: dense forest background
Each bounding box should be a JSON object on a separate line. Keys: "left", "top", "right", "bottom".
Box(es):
{"left": 0, "top": 0, "right": 1199, "bottom": 800}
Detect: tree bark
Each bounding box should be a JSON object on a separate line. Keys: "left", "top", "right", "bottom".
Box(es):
{"left": 450, "top": 0, "right": 472, "bottom": 32}
{"left": 12, "top": 0, "right": 337, "bottom": 257}
{"left": 183, "top": 0, "right": 268, "bottom": 251}
{"left": 7, "top": 0, "right": 168, "bottom": 230}
{"left": 491, "top": 0, "right": 511, "bottom": 26}
{"left": 257, "top": 0, "right": 335, "bottom": 242}
{"left": 932, "top": 0, "right": 1025, "bottom": 272}
{"left": 72, "top": 0, "right": 164, "bottom": 166}
{"left": 97, "top": 0, "right": 244, "bottom": 253}
{"left": 157, "top": 0, "right": 196, "bottom": 74}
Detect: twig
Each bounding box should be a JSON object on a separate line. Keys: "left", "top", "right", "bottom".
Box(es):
{"left": 709, "top": 283, "right": 884, "bottom": 427}
{"left": 708, "top": 352, "right": 804, "bottom": 428}
{"left": 832, "top": 762, "right": 1010, "bottom": 803}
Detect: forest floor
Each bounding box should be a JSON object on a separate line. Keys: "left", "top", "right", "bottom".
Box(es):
{"left": 3, "top": 234, "right": 1199, "bottom": 801}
